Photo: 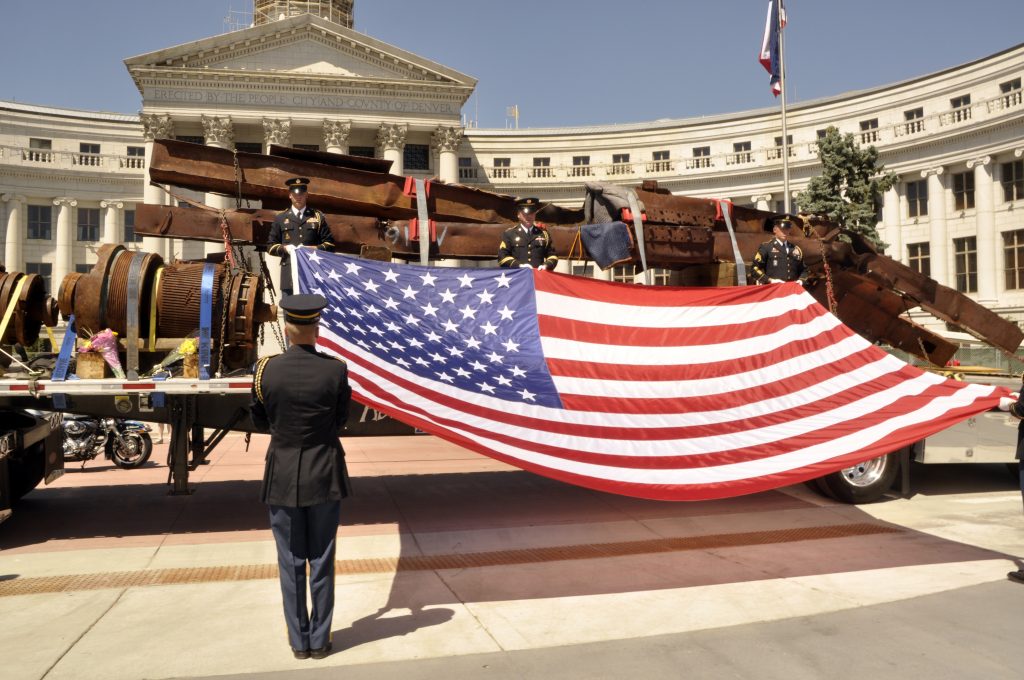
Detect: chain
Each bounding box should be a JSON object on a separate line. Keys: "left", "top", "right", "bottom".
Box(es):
{"left": 232, "top": 149, "right": 244, "bottom": 210}
{"left": 817, "top": 238, "right": 838, "bottom": 315}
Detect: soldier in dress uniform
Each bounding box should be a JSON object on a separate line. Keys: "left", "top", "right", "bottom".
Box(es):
{"left": 751, "top": 215, "right": 807, "bottom": 285}
{"left": 267, "top": 178, "right": 335, "bottom": 295}
{"left": 250, "top": 294, "right": 351, "bottom": 660}
{"left": 498, "top": 197, "right": 558, "bottom": 270}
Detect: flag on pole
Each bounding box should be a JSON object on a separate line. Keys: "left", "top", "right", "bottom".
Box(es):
{"left": 759, "top": 0, "right": 787, "bottom": 96}
{"left": 294, "top": 248, "right": 1009, "bottom": 501}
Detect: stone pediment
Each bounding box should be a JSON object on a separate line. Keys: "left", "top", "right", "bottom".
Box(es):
{"left": 125, "top": 13, "right": 475, "bottom": 89}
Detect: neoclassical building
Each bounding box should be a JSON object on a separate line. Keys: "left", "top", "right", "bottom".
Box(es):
{"left": 1, "top": 0, "right": 1022, "bottom": 332}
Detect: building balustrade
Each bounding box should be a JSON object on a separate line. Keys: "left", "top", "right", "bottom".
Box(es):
{"left": 2, "top": 145, "right": 145, "bottom": 173}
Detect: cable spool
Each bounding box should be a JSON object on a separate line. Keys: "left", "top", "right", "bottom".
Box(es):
{"left": 156, "top": 262, "right": 225, "bottom": 339}
{"left": 0, "top": 271, "right": 57, "bottom": 345}
{"left": 62, "top": 244, "right": 162, "bottom": 338}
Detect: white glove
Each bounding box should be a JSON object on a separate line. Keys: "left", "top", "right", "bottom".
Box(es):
{"left": 519, "top": 263, "right": 532, "bottom": 269}
{"left": 536, "top": 265, "right": 547, "bottom": 270}
{"left": 769, "top": 278, "right": 784, "bottom": 284}
{"left": 999, "top": 396, "right": 1015, "bottom": 412}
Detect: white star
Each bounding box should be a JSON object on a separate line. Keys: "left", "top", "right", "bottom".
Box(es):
{"left": 369, "top": 326, "right": 385, "bottom": 337}
{"left": 383, "top": 297, "right": 400, "bottom": 311}
{"left": 307, "top": 250, "right": 321, "bottom": 264}
{"left": 439, "top": 288, "right": 457, "bottom": 304}
{"left": 343, "top": 286, "right": 361, "bottom": 299}
{"left": 476, "top": 289, "right": 495, "bottom": 305}
{"left": 373, "top": 341, "right": 388, "bottom": 351}
{"left": 495, "top": 375, "right": 512, "bottom": 387}
{"left": 349, "top": 309, "right": 364, "bottom": 320}
{"left": 510, "top": 366, "right": 527, "bottom": 378}
{"left": 344, "top": 262, "right": 362, "bottom": 275}
{"left": 313, "top": 271, "right": 324, "bottom": 282}
{"left": 383, "top": 269, "right": 400, "bottom": 283}
{"left": 365, "top": 304, "right": 381, "bottom": 316}
{"left": 457, "top": 273, "right": 474, "bottom": 288}
{"left": 470, "top": 360, "right": 488, "bottom": 372}
{"left": 446, "top": 346, "right": 464, "bottom": 357}
{"left": 480, "top": 320, "right": 499, "bottom": 336}
{"left": 487, "top": 351, "right": 504, "bottom": 364}
{"left": 356, "top": 339, "right": 370, "bottom": 349}
{"left": 496, "top": 272, "right": 512, "bottom": 288}
{"left": 395, "top": 357, "right": 411, "bottom": 368}
{"left": 351, "top": 325, "right": 367, "bottom": 335}
{"left": 459, "top": 305, "right": 477, "bottom": 320}
{"left": 362, "top": 278, "right": 380, "bottom": 293}
{"left": 429, "top": 352, "right": 446, "bottom": 363}
{"left": 454, "top": 367, "right": 471, "bottom": 378}
{"left": 421, "top": 302, "right": 438, "bottom": 317}
{"left": 465, "top": 337, "right": 482, "bottom": 350}
{"left": 425, "top": 331, "right": 442, "bottom": 343}
{"left": 437, "top": 372, "right": 454, "bottom": 383}
{"left": 311, "top": 287, "right": 325, "bottom": 296}
{"left": 414, "top": 356, "right": 430, "bottom": 367}
{"left": 404, "top": 313, "right": 420, "bottom": 326}
{"left": 327, "top": 269, "right": 342, "bottom": 282}
{"left": 441, "top": 319, "right": 460, "bottom": 333}
{"left": 477, "top": 382, "right": 496, "bottom": 394}
{"left": 389, "top": 341, "right": 404, "bottom": 352}
{"left": 518, "top": 388, "right": 536, "bottom": 401}
{"left": 498, "top": 306, "right": 515, "bottom": 321}
{"left": 420, "top": 272, "right": 438, "bottom": 287}
{"left": 502, "top": 339, "right": 520, "bottom": 352}
{"left": 385, "top": 322, "right": 402, "bottom": 333}
{"left": 408, "top": 338, "right": 424, "bottom": 349}
{"left": 401, "top": 285, "right": 418, "bottom": 300}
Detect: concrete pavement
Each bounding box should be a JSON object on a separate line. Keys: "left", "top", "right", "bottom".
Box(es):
{"left": 1, "top": 434, "right": 1023, "bottom": 679}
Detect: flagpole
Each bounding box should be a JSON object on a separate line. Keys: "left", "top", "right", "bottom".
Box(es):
{"left": 779, "top": 2, "right": 791, "bottom": 214}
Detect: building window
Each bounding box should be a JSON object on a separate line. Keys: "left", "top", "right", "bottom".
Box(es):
{"left": 175, "top": 135, "right": 204, "bottom": 145}
{"left": 1003, "top": 229, "right": 1024, "bottom": 290}
{"left": 610, "top": 153, "right": 631, "bottom": 175}
{"left": 571, "top": 155, "right": 592, "bottom": 177}
{"left": 903, "top": 107, "right": 924, "bottom": 135}
{"left": 27, "top": 205, "right": 52, "bottom": 240}
{"left": 531, "top": 157, "right": 552, "bottom": 178}
{"left": 492, "top": 157, "right": 511, "bottom": 179}
{"left": 689, "top": 146, "right": 711, "bottom": 169}
{"left": 953, "top": 236, "right": 977, "bottom": 293}
{"left": 349, "top": 146, "right": 375, "bottom": 158}
{"left": 458, "top": 156, "right": 477, "bottom": 180}
{"left": 124, "top": 209, "right": 143, "bottom": 243}
{"left": 235, "top": 141, "right": 263, "bottom": 154}
{"left": 25, "top": 262, "right": 52, "bottom": 292}
{"left": 125, "top": 145, "right": 145, "bottom": 169}
{"left": 775, "top": 199, "right": 800, "bottom": 214}
{"left": 729, "top": 142, "right": 752, "bottom": 165}
{"left": 1000, "top": 78, "right": 1022, "bottom": 108}
{"left": 1002, "top": 160, "right": 1024, "bottom": 202}
{"left": 570, "top": 263, "right": 594, "bottom": 278}
{"left": 907, "top": 242, "right": 930, "bottom": 277}
{"left": 611, "top": 265, "right": 636, "bottom": 283}
{"left": 650, "top": 268, "right": 673, "bottom": 286}
{"left": 77, "top": 207, "right": 100, "bottom": 242}
{"left": 907, "top": 179, "right": 928, "bottom": 218}
{"left": 859, "top": 118, "right": 879, "bottom": 144}
{"left": 26, "top": 138, "right": 53, "bottom": 163}
{"left": 403, "top": 143, "right": 430, "bottom": 171}
{"left": 294, "top": 144, "right": 319, "bottom": 151}
{"left": 649, "top": 150, "right": 670, "bottom": 172}
{"left": 952, "top": 171, "right": 975, "bottom": 211}
{"left": 769, "top": 135, "right": 794, "bottom": 160}
{"left": 76, "top": 142, "right": 101, "bottom": 167}
{"left": 949, "top": 94, "right": 971, "bottom": 123}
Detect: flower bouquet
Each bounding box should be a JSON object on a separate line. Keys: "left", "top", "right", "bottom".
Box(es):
{"left": 78, "top": 328, "right": 125, "bottom": 379}
{"left": 150, "top": 335, "right": 199, "bottom": 378}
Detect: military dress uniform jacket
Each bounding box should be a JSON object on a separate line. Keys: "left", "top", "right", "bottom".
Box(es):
{"left": 498, "top": 224, "right": 558, "bottom": 270}
{"left": 267, "top": 208, "right": 335, "bottom": 291}
{"left": 250, "top": 344, "right": 352, "bottom": 507}
{"left": 751, "top": 239, "right": 807, "bottom": 284}
{"left": 1008, "top": 386, "right": 1024, "bottom": 460}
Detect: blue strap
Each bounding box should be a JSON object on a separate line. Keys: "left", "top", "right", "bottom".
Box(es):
{"left": 199, "top": 263, "right": 215, "bottom": 380}
{"left": 52, "top": 314, "right": 77, "bottom": 382}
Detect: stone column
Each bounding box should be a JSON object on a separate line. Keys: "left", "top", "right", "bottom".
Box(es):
{"left": 750, "top": 193, "right": 772, "bottom": 212}
{"left": 202, "top": 115, "right": 235, "bottom": 257}
{"left": 968, "top": 156, "right": 997, "bottom": 304}
{"left": 882, "top": 184, "right": 901, "bottom": 262}
{"left": 53, "top": 197, "right": 76, "bottom": 292}
{"left": 323, "top": 119, "right": 351, "bottom": 154}
{"left": 262, "top": 117, "right": 292, "bottom": 152}
{"left": 377, "top": 123, "right": 407, "bottom": 176}
{"left": 100, "top": 200, "right": 122, "bottom": 246}
{"left": 923, "top": 167, "right": 948, "bottom": 287}
{"left": 2, "top": 193, "right": 26, "bottom": 272}
{"left": 140, "top": 113, "right": 174, "bottom": 258}
{"left": 431, "top": 125, "right": 464, "bottom": 183}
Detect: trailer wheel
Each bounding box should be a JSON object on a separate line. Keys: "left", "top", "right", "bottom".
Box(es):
{"left": 7, "top": 441, "right": 46, "bottom": 502}
{"left": 820, "top": 453, "right": 899, "bottom": 504}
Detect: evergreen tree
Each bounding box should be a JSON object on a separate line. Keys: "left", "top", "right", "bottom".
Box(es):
{"left": 796, "top": 126, "right": 896, "bottom": 249}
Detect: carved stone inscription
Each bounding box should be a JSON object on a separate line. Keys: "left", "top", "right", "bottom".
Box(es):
{"left": 145, "top": 87, "right": 458, "bottom": 115}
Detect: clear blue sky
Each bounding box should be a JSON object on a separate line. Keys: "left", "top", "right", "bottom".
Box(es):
{"left": 2, "top": 0, "right": 1022, "bottom": 128}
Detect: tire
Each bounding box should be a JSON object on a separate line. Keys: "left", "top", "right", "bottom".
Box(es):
{"left": 820, "top": 453, "right": 899, "bottom": 504}
{"left": 7, "top": 441, "right": 47, "bottom": 502}
{"left": 110, "top": 432, "right": 153, "bottom": 469}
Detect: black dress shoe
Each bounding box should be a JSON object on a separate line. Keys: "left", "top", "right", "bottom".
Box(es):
{"left": 292, "top": 648, "right": 311, "bottom": 660}
{"left": 310, "top": 642, "right": 332, "bottom": 659}
{"left": 1008, "top": 570, "right": 1024, "bottom": 584}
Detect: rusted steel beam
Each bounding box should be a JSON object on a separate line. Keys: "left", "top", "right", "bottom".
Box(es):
{"left": 267, "top": 144, "right": 393, "bottom": 173}
{"left": 149, "top": 139, "right": 584, "bottom": 225}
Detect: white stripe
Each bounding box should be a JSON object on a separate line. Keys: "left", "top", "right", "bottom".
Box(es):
{"left": 534, "top": 286, "right": 817, "bottom": 329}
{"left": 541, "top": 311, "right": 845, "bottom": 368}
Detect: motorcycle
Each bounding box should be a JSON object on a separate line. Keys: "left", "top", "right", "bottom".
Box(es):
{"left": 62, "top": 414, "right": 154, "bottom": 469}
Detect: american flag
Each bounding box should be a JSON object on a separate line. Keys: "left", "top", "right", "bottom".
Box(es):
{"left": 294, "top": 248, "right": 1009, "bottom": 501}
{"left": 759, "top": 0, "right": 787, "bottom": 96}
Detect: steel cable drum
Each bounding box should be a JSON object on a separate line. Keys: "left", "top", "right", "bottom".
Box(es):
{"left": 156, "top": 262, "right": 225, "bottom": 339}
{"left": 0, "top": 272, "right": 57, "bottom": 345}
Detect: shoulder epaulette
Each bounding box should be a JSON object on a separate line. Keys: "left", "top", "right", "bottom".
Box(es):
{"left": 253, "top": 355, "right": 275, "bottom": 403}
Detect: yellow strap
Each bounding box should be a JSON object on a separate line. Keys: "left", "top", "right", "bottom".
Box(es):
{"left": 0, "top": 275, "right": 28, "bottom": 343}
{"left": 148, "top": 265, "right": 163, "bottom": 351}
{"left": 45, "top": 325, "right": 57, "bottom": 350}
